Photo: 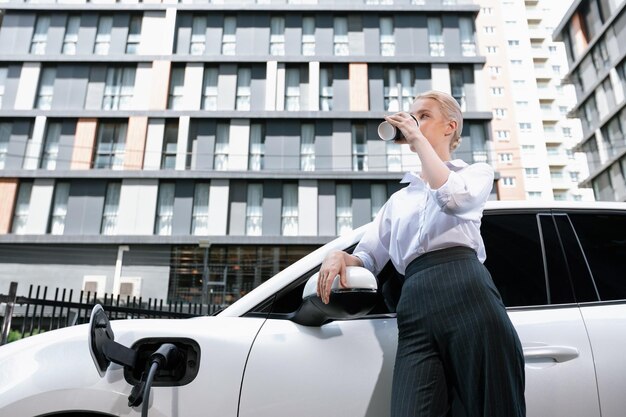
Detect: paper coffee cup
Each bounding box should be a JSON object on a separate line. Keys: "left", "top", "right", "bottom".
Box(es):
{"left": 378, "top": 121, "right": 402, "bottom": 141}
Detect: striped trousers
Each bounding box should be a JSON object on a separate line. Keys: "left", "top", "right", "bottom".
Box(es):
{"left": 391, "top": 246, "right": 526, "bottom": 417}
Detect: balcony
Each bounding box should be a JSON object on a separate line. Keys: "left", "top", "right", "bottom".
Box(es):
{"left": 537, "top": 86, "right": 557, "bottom": 100}
{"left": 531, "top": 46, "right": 550, "bottom": 61}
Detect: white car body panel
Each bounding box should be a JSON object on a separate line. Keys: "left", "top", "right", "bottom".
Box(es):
{"left": 578, "top": 304, "right": 626, "bottom": 417}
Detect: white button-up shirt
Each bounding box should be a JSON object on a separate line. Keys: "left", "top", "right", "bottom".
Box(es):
{"left": 353, "top": 160, "right": 494, "bottom": 275}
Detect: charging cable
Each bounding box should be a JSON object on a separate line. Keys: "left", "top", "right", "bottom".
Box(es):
{"left": 140, "top": 343, "right": 181, "bottom": 417}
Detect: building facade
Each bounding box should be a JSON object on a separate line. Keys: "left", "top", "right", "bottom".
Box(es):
{"left": 554, "top": 0, "right": 626, "bottom": 201}
{"left": 0, "top": 0, "right": 497, "bottom": 305}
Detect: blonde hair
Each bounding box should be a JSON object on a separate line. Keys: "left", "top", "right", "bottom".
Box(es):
{"left": 414, "top": 90, "right": 464, "bottom": 152}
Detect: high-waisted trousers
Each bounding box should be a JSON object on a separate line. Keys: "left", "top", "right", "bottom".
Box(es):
{"left": 391, "top": 246, "right": 526, "bottom": 417}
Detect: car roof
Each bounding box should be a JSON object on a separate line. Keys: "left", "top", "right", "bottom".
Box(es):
{"left": 484, "top": 200, "right": 626, "bottom": 211}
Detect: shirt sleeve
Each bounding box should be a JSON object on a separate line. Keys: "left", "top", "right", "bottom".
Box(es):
{"left": 430, "top": 162, "right": 494, "bottom": 222}
{"left": 352, "top": 201, "right": 392, "bottom": 276}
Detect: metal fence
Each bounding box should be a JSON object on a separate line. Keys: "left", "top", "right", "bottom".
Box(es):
{"left": 0, "top": 282, "right": 217, "bottom": 345}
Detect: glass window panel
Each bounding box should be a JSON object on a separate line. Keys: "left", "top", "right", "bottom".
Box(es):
{"left": 168, "top": 67, "right": 185, "bottom": 110}
{"left": 49, "top": 182, "right": 70, "bottom": 235}
{"left": 40, "top": 122, "right": 62, "bottom": 170}
{"left": 300, "top": 123, "right": 315, "bottom": 171}
{"left": 380, "top": 17, "right": 395, "bottom": 56}
{"left": 101, "top": 182, "right": 121, "bottom": 235}
{"left": 428, "top": 17, "right": 444, "bottom": 57}
{"left": 155, "top": 183, "right": 175, "bottom": 235}
{"left": 371, "top": 183, "right": 386, "bottom": 220}
{"left": 333, "top": 17, "right": 349, "bottom": 56}
{"left": 222, "top": 16, "right": 236, "bottom": 55}
{"left": 320, "top": 67, "right": 333, "bottom": 111}
{"left": 386, "top": 142, "right": 402, "bottom": 172}
{"left": 94, "top": 16, "right": 113, "bottom": 55}
{"left": 214, "top": 123, "right": 229, "bottom": 171}
{"left": 459, "top": 17, "right": 476, "bottom": 56}
{"left": 36, "top": 67, "right": 56, "bottom": 110}
{"left": 248, "top": 123, "right": 264, "bottom": 171}
{"left": 94, "top": 122, "right": 127, "bottom": 169}
{"left": 126, "top": 15, "right": 142, "bottom": 55}
{"left": 236, "top": 67, "right": 251, "bottom": 111}
{"left": 161, "top": 122, "right": 178, "bottom": 169}
{"left": 352, "top": 124, "right": 367, "bottom": 171}
{"left": 336, "top": 184, "right": 352, "bottom": 235}
{"left": 190, "top": 16, "right": 207, "bottom": 55}
{"left": 62, "top": 16, "right": 80, "bottom": 55}
{"left": 31, "top": 16, "right": 50, "bottom": 55}
{"left": 302, "top": 17, "right": 315, "bottom": 56}
{"left": 282, "top": 183, "right": 298, "bottom": 236}
{"left": 11, "top": 182, "right": 32, "bottom": 234}
{"left": 246, "top": 183, "right": 263, "bottom": 236}
{"left": 285, "top": 68, "right": 301, "bottom": 111}
{"left": 270, "top": 16, "right": 285, "bottom": 56}
{"left": 202, "top": 66, "right": 219, "bottom": 110}
{"left": 192, "top": 183, "right": 210, "bottom": 235}
{"left": 0, "top": 122, "right": 11, "bottom": 169}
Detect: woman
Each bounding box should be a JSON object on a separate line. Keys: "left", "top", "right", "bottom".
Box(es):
{"left": 317, "top": 90, "right": 526, "bottom": 417}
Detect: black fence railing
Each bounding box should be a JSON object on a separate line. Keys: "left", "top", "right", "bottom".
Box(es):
{"left": 0, "top": 282, "right": 218, "bottom": 345}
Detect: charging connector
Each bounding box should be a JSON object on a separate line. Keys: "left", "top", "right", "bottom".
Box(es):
{"left": 135, "top": 343, "right": 182, "bottom": 417}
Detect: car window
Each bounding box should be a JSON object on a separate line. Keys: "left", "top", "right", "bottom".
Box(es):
{"left": 481, "top": 213, "right": 573, "bottom": 307}
{"left": 568, "top": 212, "right": 626, "bottom": 301}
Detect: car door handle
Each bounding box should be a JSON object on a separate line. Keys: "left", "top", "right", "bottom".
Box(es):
{"left": 523, "top": 346, "right": 579, "bottom": 363}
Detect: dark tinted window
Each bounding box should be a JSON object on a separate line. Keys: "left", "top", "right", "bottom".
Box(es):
{"left": 482, "top": 213, "right": 573, "bottom": 307}
{"left": 569, "top": 213, "right": 626, "bottom": 301}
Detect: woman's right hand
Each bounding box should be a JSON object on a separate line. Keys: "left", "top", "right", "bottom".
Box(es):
{"left": 317, "top": 250, "right": 348, "bottom": 305}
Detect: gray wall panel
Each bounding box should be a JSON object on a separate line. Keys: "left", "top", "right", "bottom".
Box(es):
{"left": 1, "top": 65, "right": 21, "bottom": 110}
{"left": 367, "top": 121, "right": 387, "bottom": 172}
{"left": 218, "top": 64, "right": 236, "bottom": 111}
{"left": 175, "top": 14, "right": 192, "bottom": 54}
{"left": 110, "top": 14, "right": 130, "bottom": 55}
{"left": 317, "top": 181, "right": 335, "bottom": 236}
{"left": 348, "top": 15, "right": 364, "bottom": 55}
{"left": 46, "top": 14, "right": 66, "bottom": 55}
{"left": 172, "top": 181, "right": 193, "bottom": 235}
{"left": 5, "top": 121, "right": 30, "bottom": 169}
{"left": 85, "top": 66, "right": 106, "bottom": 110}
{"left": 253, "top": 15, "right": 271, "bottom": 56}
{"left": 192, "top": 120, "right": 216, "bottom": 170}
{"left": 264, "top": 128, "right": 282, "bottom": 172}
{"left": 395, "top": 15, "right": 414, "bottom": 56}
{"left": 285, "top": 15, "right": 301, "bottom": 56}
{"left": 52, "top": 66, "right": 89, "bottom": 110}
{"left": 443, "top": 15, "right": 460, "bottom": 56}
{"left": 265, "top": 120, "right": 299, "bottom": 171}
{"left": 314, "top": 121, "right": 333, "bottom": 170}
{"left": 237, "top": 15, "right": 255, "bottom": 55}
{"left": 412, "top": 16, "right": 429, "bottom": 55}
{"left": 228, "top": 180, "right": 247, "bottom": 236}
{"left": 316, "top": 14, "right": 333, "bottom": 56}
{"left": 415, "top": 65, "right": 431, "bottom": 93}
{"left": 206, "top": 15, "right": 223, "bottom": 56}
{"left": 363, "top": 15, "right": 379, "bottom": 56}
{"left": 352, "top": 181, "right": 371, "bottom": 229}
{"left": 333, "top": 64, "right": 349, "bottom": 111}
{"left": 262, "top": 181, "right": 281, "bottom": 236}
{"left": 77, "top": 14, "right": 98, "bottom": 55}
{"left": 332, "top": 120, "right": 351, "bottom": 171}
{"left": 368, "top": 65, "right": 384, "bottom": 111}
{"left": 0, "top": 14, "right": 36, "bottom": 54}
{"left": 283, "top": 125, "right": 301, "bottom": 171}
{"left": 250, "top": 66, "right": 266, "bottom": 111}
{"left": 65, "top": 180, "right": 107, "bottom": 235}
{"left": 56, "top": 120, "right": 77, "bottom": 170}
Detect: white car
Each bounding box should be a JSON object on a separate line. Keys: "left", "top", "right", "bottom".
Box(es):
{"left": 1, "top": 201, "right": 625, "bottom": 417}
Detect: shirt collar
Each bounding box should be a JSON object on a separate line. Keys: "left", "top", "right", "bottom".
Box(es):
{"left": 400, "top": 159, "right": 468, "bottom": 184}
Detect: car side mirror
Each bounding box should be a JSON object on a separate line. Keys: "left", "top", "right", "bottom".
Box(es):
{"left": 291, "top": 266, "right": 378, "bottom": 327}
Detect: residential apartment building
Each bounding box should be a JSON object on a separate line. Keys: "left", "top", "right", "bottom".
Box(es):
{"left": 554, "top": 0, "right": 626, "bottom": 201}
{"left": 0, "top": 0, "right": 496, "bottom": 305}
{"left": 476, "top": 0, "right": 595, "bottom": 202}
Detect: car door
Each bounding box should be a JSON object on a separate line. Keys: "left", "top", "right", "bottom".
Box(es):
{"left": 555, "top": 210, "right": 626, "bottom": 417}
{"left": 239, "top": 211, "right": 601, "bottom": 417}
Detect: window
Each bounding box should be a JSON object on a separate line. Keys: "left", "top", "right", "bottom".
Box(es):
{"left": 484, "top": 26, "right": 495, "bottom": 34}
{"left": 499, "top": 153, "right": 513, "bottom": 163}
{"left": 300, "top": 123, "right": 315, "bottom": 171}
{"left": 519, "top": 122, "right": 532, "bottom": 132}
{"left": 103, "top": 67, "right": 135, "bottom": 110}
{"left": 126, "top": 15, "right": 142, "bottom": 54}
{"left": 0, "top": 122, "right": 9, "bottom": 169}
{"left": 161, "top": 121, "right": 178, "bottom": 169}
{"left": 101, "top": 182, "right": 121, "bottom": 235}
{"left": 387, "top": 141, "right": 402, "bottom": 172}
{"left": 191, "top": 183, "right": 210, "bottom": 235}
{"left": 510, "top": 59, "right": 522, "bottom": 66}
{"left": 380, "top": 17, "right": 395, "bottom": 56}
{"left": 214, "top": 123, "right": 229, "bottom": 171}
{"left": 246, "top": 183, "right": 263, "bottom": 236}
{"left": 40, "top": 121, "right": 62, "bottom": 170}
{"left": 0, "top": 67, "right": 6, "bottom": 108}
{"left": 36, "top": 67, "right": 56, "bottom": 110}
{"left": 459, "top": 17, "right": 476, "bottom": 56}
{"left": 559, "top": 106, "right": 568, "bottom": 115}
{"left": 62, "top": 16, "right": 80, "bottom": 55}
{"left": 513, "top": 79, "right": 525, "bottom": 86}
{"left": 155, "top": 183, "right": 175, "bottom": 236}
{"left": 94, "top": 16, "right": 113, "bottom": 55}
{"left": 384, "top": 68, "right": 415, "bottom": 112}
{"left": 562, "top": 127, "right": 572, "bottom": 137}
{"left": 508, "top": 40, "right": 520, "bottom": 47}
{"left": 516, "top": 100, "right": 528, "bottom": 108}
{"left": 49, "top": 182, "right": 69, "bottom": 235}
{"left": 222, "top": 16, "right": 236, "bottom": 55}
{"left": 285, "top": 68, "right": 301, "bottom": 111}
{"left": 93, "top": 122, "right": 127, "bottom": 169}
{"left": 190, "top": 16, "right": 207, "bottom": 55}
{"left": 570, "top": 172, "right": 579, "bottom": 182}
{"left": 493, "top": 108, "right": 506, "bottom": 118}
{"left": 486, "top": 46, "right": 498, "bottom": 54}
{"left": 202, "top": 66, "right": 218, "bottom": 110}
{"left": 496, "top": 130, "right": 510, "bottom": 140}
{"left": 490, "top": 87, "right": 504, "bottom": 96}
{"left": 336, "top": 184, "right": 352, "bottom": 235}
{"left": 428, "top": 17, "right": 444, "bottom": 57}
{"left": 270, "top": 16, "right": 285, "bottom": 56}
{"left": 333, "top": 17, "right": 348, "bottom": 56}
{"left": 281, "top": 183, "right": 298, "bottom": 236}
{"left": 526, "top": 191, "right": 542, "bottom": 200}
{"left": 11, "top": 182, "right": 32, "bottom": 234}
{"left": 502, "top": 176, "right": 515, "bottom": 186}
{"left": 168, "top": 67, "right": 185, "bottom": 110}
{"left": 481, "top": 7, "right": 492, "bottom": 15}
{"left": 248, "top": 123, "right": 264, "bottom": 171}
{"left": 352, "top": 124, "right": 367, "bottom": 171}
{"left": 548, "top": 45, "right": 557, "bottom": 54}
{"left": 488, "top": 66, "right": 501, "bottom": 76}
{"left": 371, "top": 183, "right": 386, "bottom": 220}
{"left": 236, "top": 67, "right": 251, "bottom": 111}
{"left": 522, "top": 144, "right": 535, "bottom": 153}
{"left": 525, "top": 168, "right": 539, "bottom": 178}
{"left": 30, "top": 16, "right": 50, "bottom": 55}
{"left": 569, "top": 213, "right": 626, "bottom": 301}
{"left": 319, "top": 67, "right": 333, "bottom": 111}
{"left": 302, "top": 17, "right": 315, "bottom": 56}
{"left": 450, "top": 66, "right": 472, "bottom": 111}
